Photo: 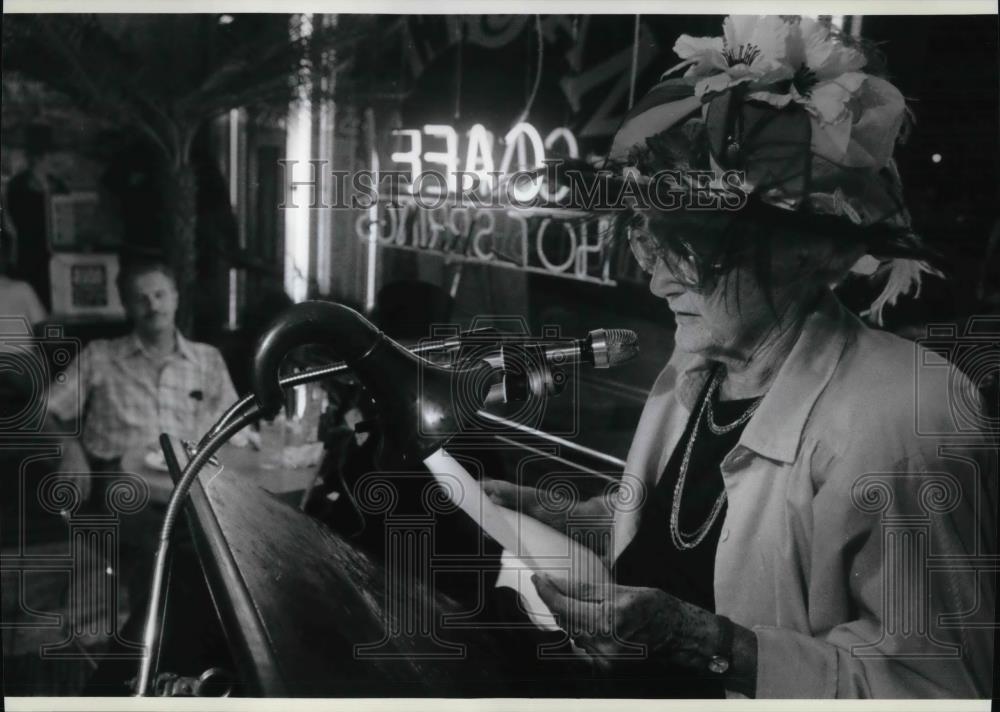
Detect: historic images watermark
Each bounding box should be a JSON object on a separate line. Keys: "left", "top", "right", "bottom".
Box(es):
{"left": 0, "top": 315, "right": 150, "bottom": 665}
{"left": 1, "top": 461, "right": 150, "bottom": 663}
{"left": 279, "top": 159, "right": 750, "bottom": 214}
{"left": 914, "top": 317, "right": 1000, "bottom": 437}
{"left": 282, "top": 161, "right": 750, "bottom": 287}
{"left": 843, "top": 319, "right": 1000, "bottom": 662}
{"left": 0, "top": 317, "right": 81, "bottom": 438}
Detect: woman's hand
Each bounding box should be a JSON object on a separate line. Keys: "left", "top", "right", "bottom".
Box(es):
{"left": 531, "top": 572, "right": 705, "bottom": 666}
{"left": 531, "top": 572, "right": 758, "bottom": 696}
{"left": 481, "top": 479, "right": 613, "bottom": 535}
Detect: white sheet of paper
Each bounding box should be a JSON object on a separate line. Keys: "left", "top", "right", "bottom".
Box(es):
{"left": 423, "top": 448, "right": 611, "bottom": 632}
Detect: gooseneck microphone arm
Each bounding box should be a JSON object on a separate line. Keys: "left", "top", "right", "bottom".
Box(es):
{"left": 250, "top": 301, "right": 388, "bottom": 418}
{"left": 135, "top": 406, "right": 260, "bottom": 696}
{"left": 247, "top": 301, "right": 493, "bottom": 465}
{"left": 198, "top": 325, "right": 638, "bottom": 449}
{"left": 198, "top": 362, "right": 349, "bottom": 451}
{"left": 198, "top": 334, "right": 469, "bottom": 451}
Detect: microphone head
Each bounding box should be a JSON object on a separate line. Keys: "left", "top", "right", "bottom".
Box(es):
{"left": 589, "top": 328, "right": 639, "bottom": 368}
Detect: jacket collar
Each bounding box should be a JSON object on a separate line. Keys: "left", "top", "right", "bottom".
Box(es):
{"left": 124, "top": 329, "right": 195, "bottom": 362}
{"left": 674, "top": 290, "right": 856, "bottom": 464}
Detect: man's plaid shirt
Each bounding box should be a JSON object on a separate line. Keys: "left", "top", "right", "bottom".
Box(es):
{"left": 48, "top": 331, "right": 242, "bottom": 460}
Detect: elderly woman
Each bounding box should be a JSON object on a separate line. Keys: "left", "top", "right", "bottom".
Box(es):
{"left": 487, "top": 16, "right": 995, "bottom": 699}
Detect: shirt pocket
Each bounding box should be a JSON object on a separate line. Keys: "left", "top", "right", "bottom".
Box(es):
{"left": 171, "top": 370, "right": 211, "bottom": 433}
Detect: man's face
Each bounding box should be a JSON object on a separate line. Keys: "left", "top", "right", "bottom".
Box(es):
{"left": 123, "top": 270, "right": 178, "bottom": 337}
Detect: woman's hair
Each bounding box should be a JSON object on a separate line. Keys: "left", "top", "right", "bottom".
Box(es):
{"left": 611, "top": 200, "right": 875, "bottom": 315}
{"left": 610, "top": 181, "right": 942, "bottom": 316}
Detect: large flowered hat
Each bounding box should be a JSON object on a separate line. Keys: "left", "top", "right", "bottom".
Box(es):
{"left": 610, "top": 15, "right": 939, "bottom": 323}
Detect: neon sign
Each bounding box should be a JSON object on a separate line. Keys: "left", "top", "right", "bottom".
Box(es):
{"left": 355, "top": 204, "right": 614, "bottom": 286}
{"left": 389, "top": 122, "right": 579, "bottom": 202}
{"left": 358, "top": 122, "right": 616, "bottom": 285}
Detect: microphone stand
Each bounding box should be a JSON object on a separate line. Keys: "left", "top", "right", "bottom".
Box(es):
{"left": 134, "top": 319, "right": 632, "bottom": 695}
{"left": 135, "top": 407, "right": 260, "bottom": 696}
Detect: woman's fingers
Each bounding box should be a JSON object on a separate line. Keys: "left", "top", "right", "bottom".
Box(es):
{"left": 533, "top": 573, "right": 612, "bottom": 643}
{"left": 531, "top": 572, "right": 571, "bottom": 619}
{"left": 481, "top": 478, "right": 530, "bottom": 508}
{"left": 531, "top": 572, "right": 609, "bottom": 611}
{"left": 538, "top": 571, "right": 611, "bottom": 602}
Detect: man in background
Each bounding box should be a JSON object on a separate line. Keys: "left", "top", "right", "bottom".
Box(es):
{"left": 47, "top": 256, "right": 248, "bottom": 470}
{"left": 43, "top": 256, "right": 250, "bottom": 692}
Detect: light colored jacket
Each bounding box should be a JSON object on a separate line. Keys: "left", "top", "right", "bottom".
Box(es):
{"left": 615, "top": 291, "right": 997, "bottom": 698}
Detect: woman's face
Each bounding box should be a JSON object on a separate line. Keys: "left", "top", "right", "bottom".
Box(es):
{"left": 637, "top": 212, "right": 809, "bottom": 360}
{"left": 648, "top": 258, "right": 775, "bottom": 358}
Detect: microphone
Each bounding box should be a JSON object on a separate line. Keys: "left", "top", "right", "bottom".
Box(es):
{"left": 542, "top": 328, "right": 639, "bottom": 369}
{"left": 478, "top": 328, "right": 638, "bottom": 369}
{"left": 346, "top": 327, "right": 640, "bottom": 428}
{"left": 230, "top": 322, "right": 637, "bottom": 440}
{"left": 478, "top": 328, "right": 639, "bottom": 406}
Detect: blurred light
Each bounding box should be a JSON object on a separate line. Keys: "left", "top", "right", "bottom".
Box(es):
{"left": 314, "top": 16, "right": 337, "bottom": 298}
{"left": 228, "top": 108, "right": 240, "bottom": 206}
{"left": 218, "top": 14, "right": 234, "bottom": 25}
{"left": 227, "top": 267, "right": 238, "bottom": 330}
{"left": 365, "top": 109, "right": 379, "bottom": 313}
{"left": 932, "top": 153, "right": 943, "bottom": 164}
{"left": 284, "top": 14, "right": 313, "bottom": 304}
{"left": 293, "top": 385, "right": 308, "bottom": 420}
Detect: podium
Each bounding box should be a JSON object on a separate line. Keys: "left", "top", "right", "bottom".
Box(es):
{"left": 171, "top": 458, "right": 515, "bottom": 696}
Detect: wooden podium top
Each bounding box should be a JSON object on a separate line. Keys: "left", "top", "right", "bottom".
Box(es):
{"left": 179, "top": 454, "right": 507, "bottom": 697}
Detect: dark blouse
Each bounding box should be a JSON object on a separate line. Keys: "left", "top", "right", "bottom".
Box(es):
{"left": 602, "top": 374, "right": 757, "bottom": 698}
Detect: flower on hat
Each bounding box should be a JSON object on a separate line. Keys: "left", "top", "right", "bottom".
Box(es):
{"left": 668, "top": 15, "right": 793, "bottom": 97}
{"left": 748, "top": 17, "right": 868, "bottom": 126}
{"left": 667, "top": 15, "right": 906, "bottom": 171}
{"left": 613, "top": 14, "right": 911, "bottom": 226}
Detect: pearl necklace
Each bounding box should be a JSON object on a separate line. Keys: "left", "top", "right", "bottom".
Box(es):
{"left": 669, "top": 369, "right": 762, "bottom": 551}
